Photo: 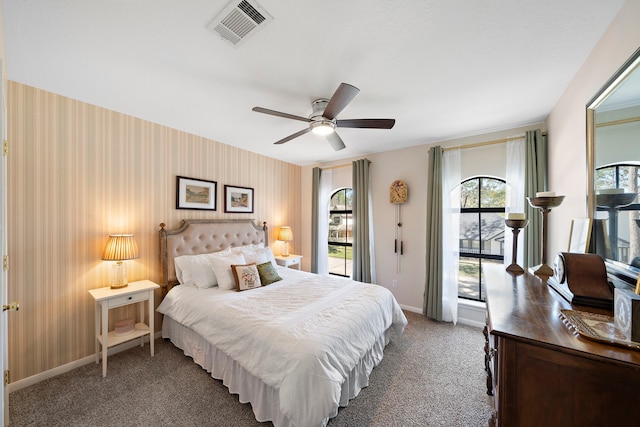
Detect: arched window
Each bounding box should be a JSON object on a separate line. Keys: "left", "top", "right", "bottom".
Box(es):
{"left": 459, "top": 177, "right": 506, "bottom": 302}
{"left": 328, "top": 188, "right": 353, "bottom": 277}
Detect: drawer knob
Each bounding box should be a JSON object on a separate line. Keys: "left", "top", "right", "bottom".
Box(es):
{"left": 128, "top": 296, "right": 132, "bottom": 300}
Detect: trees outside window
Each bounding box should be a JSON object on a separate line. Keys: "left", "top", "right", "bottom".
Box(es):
{"left": 459, "top": 177, "right": 506, "bottom": 302}
{"left": 328, "top": 188, "right": 353, "bottom": 277}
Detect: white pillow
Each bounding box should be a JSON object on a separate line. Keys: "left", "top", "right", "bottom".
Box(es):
{"left": 243, "top": 249, "right": 268, "bottom": 265}
{"left": 230, "top": 243, "right": 265, "bottom": 255}
{"left": 174, "top": 248, "right": 231, "bottom": 288}
{"left": 211, "top": 253, "right": 247, "bottom": 290}
{"left": 263, "top": 247, "right": 277, "bottom": 268}
{"left": 231, "top": 244, "right": 277, "bottom": 268}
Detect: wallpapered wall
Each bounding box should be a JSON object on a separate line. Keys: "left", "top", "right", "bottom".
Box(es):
{"left": 6, "top": 81, "right": 301, "bottom": 382}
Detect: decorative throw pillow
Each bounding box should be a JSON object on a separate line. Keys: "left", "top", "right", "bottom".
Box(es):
{"left": 231, "top": 263, "right": 262, "bottom": 291}
{"left": 256, "top": 261, "right": 282, "bottom": 285}
{"left": 211, "top": 253, "right": 247, "bottom": 290}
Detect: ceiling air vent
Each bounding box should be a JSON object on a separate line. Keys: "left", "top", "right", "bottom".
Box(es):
{"left": 206, "top": 0, "right": 273, "bottom": 47}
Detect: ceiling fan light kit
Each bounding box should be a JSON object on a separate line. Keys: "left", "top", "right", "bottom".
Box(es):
{"left": 310, "top": 121, "right": 335, "bottom": 135}
{"left": 252, "top": 83, "right": 396, "bottom": 151}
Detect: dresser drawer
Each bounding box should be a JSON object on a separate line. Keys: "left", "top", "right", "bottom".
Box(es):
{"left": 107, "top": 291, "right": 148, "bottom": 308}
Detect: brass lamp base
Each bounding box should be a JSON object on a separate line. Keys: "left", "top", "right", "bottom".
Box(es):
{"left": 110, "top": 283, "right": 129, "bottom": 289}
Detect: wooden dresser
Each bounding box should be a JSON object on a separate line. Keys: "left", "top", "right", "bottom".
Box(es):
{"left": 483, "top": 264, "right": 640, "bottom": 427}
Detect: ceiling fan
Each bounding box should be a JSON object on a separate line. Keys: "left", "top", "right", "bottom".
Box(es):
{"left": 252, "top": 83, "right": 395, "bottom": 151}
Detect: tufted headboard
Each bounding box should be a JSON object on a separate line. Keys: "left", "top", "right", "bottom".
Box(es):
{"left": 159, "top": 219, "right": 268, "bottom": 294}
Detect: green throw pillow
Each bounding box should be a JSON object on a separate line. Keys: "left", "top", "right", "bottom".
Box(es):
{"left": 257, "top": 262, "right": 282, "bottom": 285}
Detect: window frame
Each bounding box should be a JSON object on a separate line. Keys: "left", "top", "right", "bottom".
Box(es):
{"left": 458, "top": 176, "right": 506, "bottom": 302}
{"left": 328, "top": 188, "right": 353, "bottom": 277}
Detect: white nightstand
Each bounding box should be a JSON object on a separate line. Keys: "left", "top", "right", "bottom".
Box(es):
{"left": 89, "top": 279, "right": 159, "bottom": 377}
{"left": 275, "top": 254, "right": 303, "bottom": 270}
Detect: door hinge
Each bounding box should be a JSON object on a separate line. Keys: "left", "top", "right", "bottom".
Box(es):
{"left": 4, "top": 370, "right": 9, "bottom": 386}
{"left": 2, "top": 255, "right": 7, "bottom": 271}
{"left": 2, "top": 140, "right": 7, "bottom": 156}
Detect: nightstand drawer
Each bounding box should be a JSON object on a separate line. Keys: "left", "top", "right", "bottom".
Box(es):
{"left": 107, "top": 291, "right": 147, "bottom": 308}
{"left": 274, "top": 254, "right": 303, "bottom": 270}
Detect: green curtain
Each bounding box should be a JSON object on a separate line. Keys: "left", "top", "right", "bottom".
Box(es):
{"left": 524, "top": 129, "right": 548, "bottom": 268}
{"left": 311, "top": 167, "right": 321, "bottom": 274}
{"left": 424, "top": 146, "right": 443, "bottom": 319}
{"left": 352, "top": 159, "right": 375, "bottom": 283}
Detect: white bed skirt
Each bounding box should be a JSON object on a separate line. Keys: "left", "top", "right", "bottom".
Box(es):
{"left": 162, "top": 315, "right": 392, "bottom": 427}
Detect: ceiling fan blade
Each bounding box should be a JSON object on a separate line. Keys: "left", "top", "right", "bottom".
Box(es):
{"left": 274, "top": 128, "right": 312, "bottom": 145}
{"left": 322, "top": 83, "right": 360, "bottom": 120}
{"left": 326, "top": 132, "right": 346, "bottom": 151}
{"left": 336, "top": 118, "right": 396, "bottom": 129}
{"left": 252, "top": 107, "right": 310, "bottom": 123}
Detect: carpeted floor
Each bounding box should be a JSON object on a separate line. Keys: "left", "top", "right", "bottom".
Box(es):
{"left": 9, "top": 311, "right": 493, "bottom": 426}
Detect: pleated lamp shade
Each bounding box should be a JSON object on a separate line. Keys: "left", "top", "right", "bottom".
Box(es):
{"left": 102, "top": 234, "right": 139, "bottom": 288}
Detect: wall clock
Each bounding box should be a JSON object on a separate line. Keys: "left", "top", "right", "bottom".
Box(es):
{"left": 390, "top": 180, "right": 408, "bottom": 273}
{"left": 389, "top": 180, "right": 408, "bottom": 204}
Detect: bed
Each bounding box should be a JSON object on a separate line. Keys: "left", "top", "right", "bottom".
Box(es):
{"left": 157, "top": 219, "right": 407, "bottom": 427}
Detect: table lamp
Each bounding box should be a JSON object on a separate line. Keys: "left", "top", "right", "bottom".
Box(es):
{"left": 102, "top": 234, "right": 139, "bottom": 288}
{"left": 277, "top": 226, "right": 293, "bottom": 257}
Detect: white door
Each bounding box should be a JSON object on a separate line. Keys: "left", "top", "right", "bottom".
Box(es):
{"left": 0, "top": 60, "right": 8, "bottom": 425}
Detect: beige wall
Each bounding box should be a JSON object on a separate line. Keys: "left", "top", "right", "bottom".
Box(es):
{"left": 546, "top": 0, "right": 640, "bottom": 261}
{"left": 7, "top": 82, "right": 301, "bottom": 382}
{"left": 301, "top": 0, "right": 640, "bottom": 313}
{"left": 301, "top": 124, "right": 543, "bottom": 312}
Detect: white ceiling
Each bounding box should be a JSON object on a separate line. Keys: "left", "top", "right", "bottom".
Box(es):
{"left": 2, "top": 0, "right": 626, "bottom": 166}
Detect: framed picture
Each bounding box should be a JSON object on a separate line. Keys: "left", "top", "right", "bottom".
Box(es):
{"left": 568, "top": 218, "right": 592, "bottom": 253}
{"left": 176, "top": 176, "right": 217, "bottom": 210}
{"left": 224, "top": 185, "right": 254, "bottom": 213}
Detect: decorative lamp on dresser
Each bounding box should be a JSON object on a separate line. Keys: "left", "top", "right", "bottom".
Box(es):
{"left": 483, "top": 264, "right": 640, "bottom": 427}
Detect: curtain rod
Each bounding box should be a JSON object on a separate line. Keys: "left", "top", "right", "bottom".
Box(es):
{"left": 596, "top": 116, "right": 640, "bottom": 128}
{"left": 442, "top": 132, "right": 547, "bottom": 152}
{"left": 320, "top": 159, "right": 371, "bottom": 170}
{"left": 442, "top": 135, "right": 524, "bottom": 151}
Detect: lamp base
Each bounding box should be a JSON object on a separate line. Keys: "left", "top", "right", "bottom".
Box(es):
{"left": 110, "top": 261, "right": 129, "bottom": 289}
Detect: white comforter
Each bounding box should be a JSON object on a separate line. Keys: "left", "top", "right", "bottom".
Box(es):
{"left": 157, "top": 267, "right": 407, "bottom": 426}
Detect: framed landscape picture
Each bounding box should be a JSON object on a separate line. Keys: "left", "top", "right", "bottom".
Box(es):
{"left": 176, "top": 176, "right": 217, "bottom": 210}
{"left": 224, "top": 185, "right": 254, "bottom": 213}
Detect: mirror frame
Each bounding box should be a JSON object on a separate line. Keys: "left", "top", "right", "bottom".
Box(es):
{"left": 586, "top": 46, "right": 640, "bottom": 285}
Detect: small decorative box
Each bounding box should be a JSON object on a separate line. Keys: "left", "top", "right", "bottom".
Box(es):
{"left": 614, "top": 288, "right": 640, "bottom": 343}
{"left": 114, "top": 317, "right": 135, "bottom": 336}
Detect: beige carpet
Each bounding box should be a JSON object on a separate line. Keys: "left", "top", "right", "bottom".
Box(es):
{"left": 9, "top": 311, "right": 493, "bottom": 426}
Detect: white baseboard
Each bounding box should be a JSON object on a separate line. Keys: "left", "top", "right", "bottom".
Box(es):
{"left": 457, "top": 300, "right": 486, "bottom": 328}
{"left": 7, "top": 332, "right": 162, "bottom": 394}
{"left": 400, "top": 301, "right": 486, "bottom": 328}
